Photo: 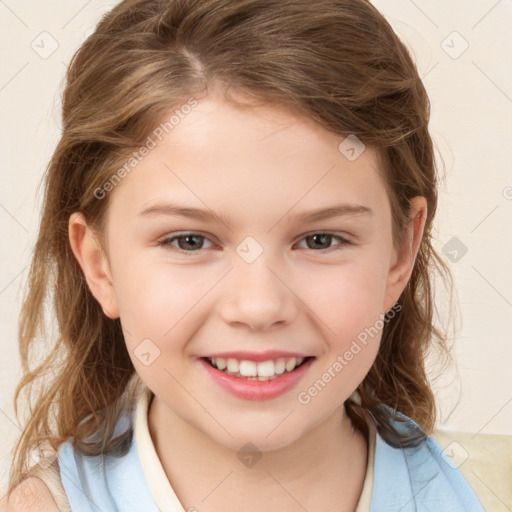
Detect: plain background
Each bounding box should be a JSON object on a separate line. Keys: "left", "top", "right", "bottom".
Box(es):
{"left": 0, "top": 0, "right": 511, "bottom": 492}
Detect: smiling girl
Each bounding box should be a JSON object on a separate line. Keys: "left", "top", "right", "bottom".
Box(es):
{"left": 5, "top": 0, "right": 484, "bottom": 511}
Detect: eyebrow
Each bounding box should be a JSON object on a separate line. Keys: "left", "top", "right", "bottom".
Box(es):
{"left": 139, "top": 202, "right": 374, "bottom": 228}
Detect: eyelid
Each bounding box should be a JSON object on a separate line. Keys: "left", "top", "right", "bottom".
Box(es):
{"left": 294, "top": 231, "right": 352, "bottom": 251}
{"left": 157, "top": 230, "right": 353, "bottom": 255}
{"left": 158, "top": 231, "right": 216, "bottom": 249}
{"left": 297, "top": 230, "right": 352, "bottom": 242}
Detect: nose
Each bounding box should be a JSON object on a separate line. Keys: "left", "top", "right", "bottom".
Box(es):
{"left": 218, "top": 255, "right": 299, "bottom": 331}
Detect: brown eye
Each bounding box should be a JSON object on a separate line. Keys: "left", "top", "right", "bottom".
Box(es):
{"left": 159, "top": 233, "right": 213, "bottom": 253}
{"left": 298, "top": 232, "right": 350, "bottom": 251}
{"left": 157, "top": 231, "right": 350, "bottom": 256}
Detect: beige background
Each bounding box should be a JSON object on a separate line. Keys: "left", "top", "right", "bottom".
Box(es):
{"left": 0, "top": 0, "right": 511, "bottom": 508}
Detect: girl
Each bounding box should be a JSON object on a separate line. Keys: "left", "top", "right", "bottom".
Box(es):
{"left": 5, "top": 0, "right": 484, "bottom": 510}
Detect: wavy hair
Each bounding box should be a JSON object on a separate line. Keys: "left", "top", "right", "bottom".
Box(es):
{"left": 7, "top": 0, "right": 456, "bottom": 496}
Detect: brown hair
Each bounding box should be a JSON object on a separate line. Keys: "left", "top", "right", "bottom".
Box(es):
{"left": 7, "top": 0, "right": 455, "bottom": 496}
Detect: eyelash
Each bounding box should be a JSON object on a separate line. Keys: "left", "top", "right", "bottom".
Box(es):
{"left": 157, "top": 231, "right": 351, "bottom": 255}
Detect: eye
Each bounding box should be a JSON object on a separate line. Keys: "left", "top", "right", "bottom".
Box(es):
{"left": 158, "top": 232, "right": 214, "bottom": 254}
{"left": 296, "top": 232, "right": 351, "bottom": 252}
{"left": 158, "top": 231, "right": 350, "bottom": 255}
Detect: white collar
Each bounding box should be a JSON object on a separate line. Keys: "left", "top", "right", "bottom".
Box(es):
{"left": 134, "top": 385, "right": 374, "bottom": 512}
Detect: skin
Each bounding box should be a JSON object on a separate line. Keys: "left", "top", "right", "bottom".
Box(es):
{"left": 69, "top": 93, "right": 427, "bottom": 512}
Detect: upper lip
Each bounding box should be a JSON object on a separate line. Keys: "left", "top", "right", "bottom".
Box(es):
{"left": 200, "top": 351, "right": 314, "bottom": 362}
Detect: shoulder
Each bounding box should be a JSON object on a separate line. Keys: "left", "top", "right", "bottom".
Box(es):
{"left": 373, "top": 410, "right": 484, "bottom": 510}
{"left": 3, "top": 476, "right": 60, "bottom": 512}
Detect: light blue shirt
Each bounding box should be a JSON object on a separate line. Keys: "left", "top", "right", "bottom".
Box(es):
{"left": 57, "top": 406, "right": 484, "bottom": 511}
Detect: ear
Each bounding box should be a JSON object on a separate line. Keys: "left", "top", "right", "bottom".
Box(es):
{"left": 68, "top": 212, "right": 120, "bottom": 319}
{"left": 383, "top": 196, "right": 428, "bottom": 312}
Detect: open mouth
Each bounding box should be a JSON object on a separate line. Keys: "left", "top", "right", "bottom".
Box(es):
{"left": 201, "top": 356, "right": 315, "bottom": 381}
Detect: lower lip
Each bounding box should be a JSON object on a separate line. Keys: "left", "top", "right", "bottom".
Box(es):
{"left": 198, "top": 357, "right": 315, "bottom": 401}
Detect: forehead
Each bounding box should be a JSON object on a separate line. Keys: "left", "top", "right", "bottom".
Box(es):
{"left": 107, "top": 95, "right": 390, "bottom": 225}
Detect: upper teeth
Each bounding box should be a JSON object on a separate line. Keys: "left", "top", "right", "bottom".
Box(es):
{"left": 209, "top": 357, "right": 305, "bottom": 378}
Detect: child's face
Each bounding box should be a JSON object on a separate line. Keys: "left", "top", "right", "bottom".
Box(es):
{"left": 73, "top": 93, "right": 425, "bottom": 451}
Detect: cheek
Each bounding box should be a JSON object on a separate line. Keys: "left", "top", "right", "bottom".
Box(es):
{"left": 113, "top": 261, "right": 203, "bottom": 387}
{"left": 312, "top": 260, "right": 388, "bottom": 333}
{"left": 112, "top": 254, "right": 212, "bottom": 343}
{"left": 309, "top": 260, "right": 388, "bottom": 386}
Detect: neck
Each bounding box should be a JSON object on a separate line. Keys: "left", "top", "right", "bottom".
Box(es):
{"left": 147, "top": 394, "right": 369, "bottom": 512}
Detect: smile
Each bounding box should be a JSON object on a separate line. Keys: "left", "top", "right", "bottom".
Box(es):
{"left": 204, "top": 356, "right": 311, "bottom": 380}
{"left": 198, "top": 356, "right": 316, "bottom": 401}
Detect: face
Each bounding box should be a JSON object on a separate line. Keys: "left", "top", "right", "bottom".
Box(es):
{"left": 70, "top": 93, "right": 426, "bottom": 453}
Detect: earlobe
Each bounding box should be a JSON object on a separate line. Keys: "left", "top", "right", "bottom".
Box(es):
{"left": 68, "top": 212, "right": 120, "bottom": 319}
{"left": 383, "top": 197, "right": 428, "bottom": 311}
